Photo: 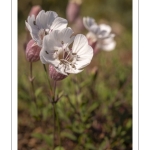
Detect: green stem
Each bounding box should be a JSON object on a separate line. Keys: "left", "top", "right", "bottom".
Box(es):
{"left": 52, "top": 103, "right": 56, "bottom": 150}
{"left": 52, "top": 81, "right": 57, "bottom": 149}
{"left": 53, "top": 81, "right": 57, "bottom": 101}
{"left": 56, "top": 108, "right": 61, "bottom": 150}
{"left": 43, "top": 64, "right": 53, "bottom": 97}
{"left": 29, "top": 62, "right": 37, "bottom": 107}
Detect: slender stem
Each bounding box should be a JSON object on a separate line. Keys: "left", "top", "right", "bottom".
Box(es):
{"left": 52, "top": 103, "right": 56, "bottom": 150}
{"left": 56, "top": 106, "right": 61, "bottom": 149}
{"left": 52, "top": 81, "right": 57, "bottom": 149}
{"left": 29, "top": 62, "right": 37, "bottom": 107}
{"left": 43, "top": 64, "right": 53, "bottom": 97}
{"left": 52, "top": 81, "right": 61, "bottom": 149}
{"left": 53, "top": 81, "right": 57, "bottom": 101}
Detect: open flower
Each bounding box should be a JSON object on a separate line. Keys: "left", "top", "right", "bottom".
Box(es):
{"left": 40, "top": 27, "right": 93, "bottom": 76}
{"left": 83, "top": 17, "right": 116, "bottom": 52}
{"left": 25, "top": 10, "right": 68, "bottom": 47}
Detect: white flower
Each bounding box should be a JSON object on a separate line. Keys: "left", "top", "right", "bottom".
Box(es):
{"left": 97, "top": 36, "right": 116, "bottom": 51}
{"left": 83, "top": 17, "right": 116, "bottom": 51}
{"left": 40, "top": 27, "right": 93, "bottom": 75}
{"left": 25, "top": 10, "right": 68, "bottom": 47}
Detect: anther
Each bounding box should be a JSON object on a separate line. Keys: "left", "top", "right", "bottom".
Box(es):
{"left": 33, "top": 21, "right": 36, "bottom": 25}
{"left": 45, "top": 51, "right": 49, "bottom": 54}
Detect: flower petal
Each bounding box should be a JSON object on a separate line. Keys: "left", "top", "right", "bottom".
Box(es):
{"left": 99, "top": 24, "right": 111, "bottom": 33}
{"left": 89, "top": 24, "right": 101, "bottom": 35}
{"left": 98, "top": 24, "right": 112, "bottom": 38}
{"left": 65, "top": 66, "right": 83, "bottom": 74}
{"left": 57, "top": 27, "right": 75, "bottom": 47}
{"left": 72, "top": 34, "right": 93, "bottom": 69}
{"left": 100, "top": 40, "right": 116, "bottom": 51}
{"left": 26, "top": 16, "right": 39, "bottom": 40}
{"left": 83, "top": 17, "right": 96, "bottom": 30}
{"left": 55, "top": 64, "right": 68, "bottom": 75}
{"left": 50, "top": 17, "right": 68, "bottom": 31}
{"left": 97, "top": 37, "right": 116, "bottom": 51}
{"left": 36, "top": 10, "right": 58, "bottom": 29}
{"left": 40, "top": 49, "right": 60, "bottom": 65}
{"left": 72, "top": 34, "right": 93, "bottom": 55}
{"left": 42, "top": 28, "right": 74, "bottom": 52}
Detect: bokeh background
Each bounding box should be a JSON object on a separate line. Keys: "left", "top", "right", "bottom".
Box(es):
{"left": 18, "top": 0, "right": 132, "bottom": 150}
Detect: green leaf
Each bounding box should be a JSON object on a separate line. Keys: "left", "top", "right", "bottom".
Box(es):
{"left": 32, "top": 133, "right": 53, "bottom": 146}
{"left": 32, "top": 133, "right": 42, "bottom": 139}
{"left": 61, "top": 131, "right": 77, "bottom": 141}
{"left": 88, "top": 102, "right": 99, "bottom": 113}
{"left": 85, "top": 143, "right": 96, "bottom": 150}
{"left": 54, "top": 146, "right": 65, "bottom": 150}
{"left": 35, "top": 87, "right": 43, "bottom": 97}
{"left": 42, "top": 134, "right": 53, "bottom": 146}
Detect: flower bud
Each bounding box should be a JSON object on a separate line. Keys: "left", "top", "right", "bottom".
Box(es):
{"left": 29, "top": 5, "right": 42, "bottom": 17}
{"left": 66, "top": 1, "right": 81, "bottom": 23}
{"left": 73, "top": 16, "right": 84, "bottom": 32}
{"left": 26, "top": 39, "right": 41, "bottom": 62}
{"left": 49, "top": 65, "right": 67, "bottom": 81}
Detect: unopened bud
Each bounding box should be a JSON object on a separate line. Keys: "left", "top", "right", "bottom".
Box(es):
{"left": 66, "top": 1, "right": 80, "bottom": 23}
{"left": 49, "top": 65, "right": 67, "bottom": 81}
{"left": 26, "top": 39, "right": 41, "bottom": 62}
{"left": 73, "top": 16, "right": 84, "bottom": 32}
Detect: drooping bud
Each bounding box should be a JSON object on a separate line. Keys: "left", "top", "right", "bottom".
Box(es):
{"left": 66, "top": 0, "right": 82, "bottom": 23}
{"left": 49, "top": 65, "right": 67, "bottom": 81}
{"left": 26, "top": 39, "right": 41, "bottom": 62}
{"left": 73, "top": 16, "right": 84, "bottom": 33}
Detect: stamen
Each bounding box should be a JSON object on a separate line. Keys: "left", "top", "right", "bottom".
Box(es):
{"left": 60, "top": 59, "right": 69, "bottom": 64}
{"left": 33, "top": 21, "right": 36, "bottom": 25}
{"left": 71, "top": 64, "right": 76, "bottom": 69}
{"left": 45, "top": 29, "right": 50, "bottom": 35}
{"left": 54, "top": 50, "right": 58, "bottom": 53}
{"left": 64, "top": 51, "right": 70, "bottom": 60}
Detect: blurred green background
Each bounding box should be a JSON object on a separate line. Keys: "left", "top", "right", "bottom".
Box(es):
{"left": 18, "top": 0, "right": 132, "bottom": 150}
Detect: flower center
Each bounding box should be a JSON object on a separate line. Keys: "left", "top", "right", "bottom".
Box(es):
{"left": 57, "top": 48, "right": 77, "bottom": 67}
